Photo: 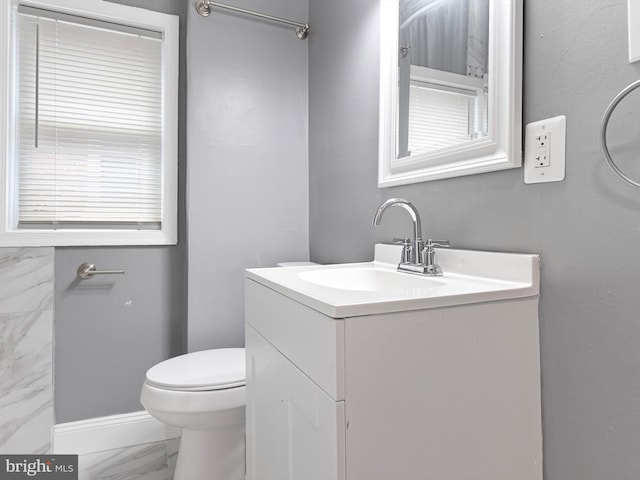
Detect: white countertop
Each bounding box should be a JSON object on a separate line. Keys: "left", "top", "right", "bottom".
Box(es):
{"left": 246, "top": 244, "right": 540, "bottom": 318}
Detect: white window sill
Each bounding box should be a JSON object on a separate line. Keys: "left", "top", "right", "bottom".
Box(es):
{"left": 0, "top": 229, "right": 177, "bottom": 247}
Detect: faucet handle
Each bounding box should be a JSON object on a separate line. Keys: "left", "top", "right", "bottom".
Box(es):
{"left": 422, "top": 239, "right": 449, "bottom": 275}
{"left": 426, "top": 239, "right": 450, "bottom": 249}
{"left": 393, "top": 237, "right": 411, "bottom": 245}
{"left": 393, "top": 238, "right": 412, "bottom": 264}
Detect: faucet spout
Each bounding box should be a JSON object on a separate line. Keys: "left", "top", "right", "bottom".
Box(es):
{"left": 373, "top": 198, "right": 448, "bottom": 276}
{"left": 372, "top": 198, "right": 422, "bottom": 242}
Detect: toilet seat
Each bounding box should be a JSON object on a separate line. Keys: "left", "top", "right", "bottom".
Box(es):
{"left": 145, "top": 348, "right": 245, "bottom": 392}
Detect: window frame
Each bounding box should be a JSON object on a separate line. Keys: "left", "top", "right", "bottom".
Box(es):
{"left": 0, "top": 0, "right": 178, "bottom": 246}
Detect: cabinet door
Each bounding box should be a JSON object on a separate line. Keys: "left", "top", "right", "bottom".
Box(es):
{"left": 343, "top": 299, "right": 542, "bottom": 480}
{"left": 246, "top": 325, "right": 345, "bottom": 480}
{"left": 245, "top": 279, "right": 345, "bottom": 401}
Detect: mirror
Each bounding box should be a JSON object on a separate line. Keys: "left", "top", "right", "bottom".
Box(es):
{"left": 379, "top": 0, "right": 523, "bottom": 187}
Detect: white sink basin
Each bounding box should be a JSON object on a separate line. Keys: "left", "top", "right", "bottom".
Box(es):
{"left": 246, "top": 244, "right": 540, "bottom": 318}
{"left": 298, "top": 268, "right": 445, "bottom": 291}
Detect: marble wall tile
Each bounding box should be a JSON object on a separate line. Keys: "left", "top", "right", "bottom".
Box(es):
{"left": 0, "top": 248, "right": 54, "bottom": 314}
{"left": 0, "top": 386, "right": 53, "bottom": 454}
{"left": 0, "top": 247, "right": 54, "bottom": 455}
{"left": 78, "top": 442, "right": 172, "bottom": 480}
{"left": 0, "top": 310, "right": 53, "bottom": 391}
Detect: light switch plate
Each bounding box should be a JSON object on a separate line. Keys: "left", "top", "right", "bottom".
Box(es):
{"left": 524, "top": 115, "right": 566, "bottom": 184}
{"left": 629, "top": 0, "right": 640, "bottom": 63}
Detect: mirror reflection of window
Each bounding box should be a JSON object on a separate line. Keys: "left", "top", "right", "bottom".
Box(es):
{"left": 397, "top": 0, "right": 489, "bottom": 159}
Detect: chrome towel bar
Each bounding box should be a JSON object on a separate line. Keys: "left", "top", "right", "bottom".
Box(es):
{"left": 194, "top": 0, "right": 309, "bottom": 39}
{"left": 77, "top": 262, "right": 125, "bottom": 280}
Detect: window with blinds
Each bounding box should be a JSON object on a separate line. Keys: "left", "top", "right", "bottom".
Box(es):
{"left": 16, "top": 6, "right": 163, "bottom": 229}
{"left": 407, "top": 82, "right": 487, "bottom": 154}
{"left": 0, "top": 0, "right": 178, "bottom": 246}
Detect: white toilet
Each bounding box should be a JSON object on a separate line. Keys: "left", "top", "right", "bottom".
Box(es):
{"left": 140, "top": 348, "right": 246, "bottom": 480}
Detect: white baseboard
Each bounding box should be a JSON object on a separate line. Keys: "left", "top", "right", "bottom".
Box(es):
{"left": 53, "top": 411, "right": 181, "bottom": 455}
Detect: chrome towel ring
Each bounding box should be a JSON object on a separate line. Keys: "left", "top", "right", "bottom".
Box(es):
{"left": 600, "top": 79, "right": 640, "bottom": 190}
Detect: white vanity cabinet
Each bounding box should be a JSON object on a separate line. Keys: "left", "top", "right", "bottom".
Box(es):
{"left": 245, "top": 247, "right": 543, "bottom": 480}
{"left": 245, "top": 280, "right": 346, "bottom": 480}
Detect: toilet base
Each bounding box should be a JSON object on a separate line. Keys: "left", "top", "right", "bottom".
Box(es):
{"left": 173, "top": 407, "right": 245, "bottom": 480}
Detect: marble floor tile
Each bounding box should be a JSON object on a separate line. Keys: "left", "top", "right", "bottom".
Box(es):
{"left": 0, "top": 248, "right": 54, "bottom": 314}
{"left": 78, "top": 442, "right": 171, "bottom": 480}
{"left": 0, "top": 386, "right": 53, "bottom": 454}
{"left": 0, "top": 309, "right": 53, "bottom": 391}
{"left": 166, "top": 437, "right": 180, "bottom": 477}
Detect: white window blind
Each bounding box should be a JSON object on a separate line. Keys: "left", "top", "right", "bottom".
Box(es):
{"left": 407, "top": 83, "right": 476, "bottom": 154}
{"left": 16, "top": 6, "right": 164, "bottom": 229}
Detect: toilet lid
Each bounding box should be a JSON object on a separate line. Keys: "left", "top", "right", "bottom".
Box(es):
{"left": 145, "top": 348, "right": 245, "bottom": 391}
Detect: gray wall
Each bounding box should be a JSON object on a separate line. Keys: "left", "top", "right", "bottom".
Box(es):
{"left": 186, "top": 0, "right": 309, "bottom": 352}
{"left": 309, "top": 0, "right": 640, "bottom": 478}
{"left": 54, "top": 0, "right": 188, "bottom": 423}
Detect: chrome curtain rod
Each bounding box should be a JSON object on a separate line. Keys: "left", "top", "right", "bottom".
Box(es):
{"left": 195, "top": 0, "right": 310, "bottom": 39}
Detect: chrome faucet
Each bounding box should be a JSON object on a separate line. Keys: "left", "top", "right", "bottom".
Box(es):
{"left": 373, "top": 198, "right": 425, "bottom": 265}
{"left": 372, "top": 198, "right": 449, "bottom": 276}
